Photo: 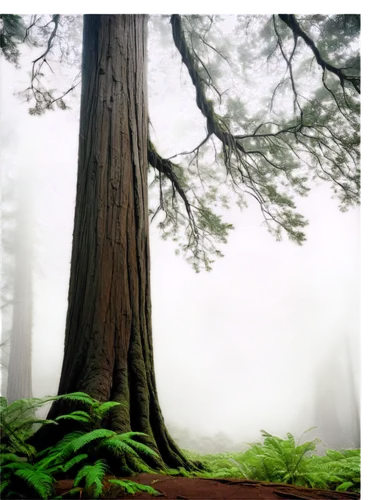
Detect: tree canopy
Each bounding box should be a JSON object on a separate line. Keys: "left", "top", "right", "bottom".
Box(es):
{"left": 1, "top": 14, "right": 360, "bottom": 273}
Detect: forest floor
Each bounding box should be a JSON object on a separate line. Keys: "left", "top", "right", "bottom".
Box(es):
{"left": 55, "top": 473, "right": 360, "bottom": 499}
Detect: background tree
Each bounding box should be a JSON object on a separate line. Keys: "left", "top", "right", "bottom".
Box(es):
{"left": 1, "top": 20, "right": 35, "bottom": 399}
{"left": 5, "top": 181, "right": 34, "bottom": 402}
{"left": 6, "top": 14, "right": 360, "bottom": 469}
{"left": 313, "top": 333, "right": 360, "bottom": 449}
{"left": 0, "top": 108, "right": 17, "bottom": 394}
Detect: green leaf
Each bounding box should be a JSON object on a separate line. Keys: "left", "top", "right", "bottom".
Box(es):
{"left": 55, "top": 414, "right": 91, "bottom": 423}
{"left": 108, "top": 479, "right": 160, "bottom": 496}
{"left": 336, "top": 481, "right": 354, "bottom": 492}
{"left": 14, "top": 468, "right": 54, "bottom": 500}
{"left": 74, "top": 460, "right": 108, "bottom": 498}
{"left": 96, "top": 401, "right": 122, "bottom": 418}
{"left": 0, "top": 479, "right": 11, "bottom": 495}
{"left": 70, "top": 428, "right": 116, "bottom": 453}
{"left": 63, "top": 453, "right": 89, "bottom": 472}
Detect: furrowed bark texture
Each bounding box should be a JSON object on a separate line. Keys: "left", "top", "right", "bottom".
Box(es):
{"left": 47, "top": 14, "right": 189, "bottom": 469}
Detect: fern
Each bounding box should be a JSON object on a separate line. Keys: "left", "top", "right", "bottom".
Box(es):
{"left": 93, "top": 401, "right": 121, "bottom": 420}
{"left": 63, "top": 453, "right": 89, "bottom": 472}
{"left": 1, "top": 392, "right": 163, "bottom": 498}
{"left": 108, "top": 478, "right": 160, "bottom": 496}
{"left": 336, "top": 481, "right": 354, "bottom": 491}
{"left": 0, "top": 392, "right": 100, "bottom": 459}
{"left": 36, "top": 421, "right": 357, "bottom": 497}
{"left": 116, "top": 432, "right": 159, "bottom": 457}
{"left": 57, "top": 396, "right": 122, "bottom": 429}
{"left": 98, "top": 436, "right": 142, "bottom": 458}
{"left": 183, "top": 429, "right": 360, "bottom": 494}
{"left": 1, "top": 460, "right": 55, "bottom": 500}
{"left": 0, "top": 480, "right": 11, "bottom": 495}
{"left": 55, "top": 411, "right": 91, "bottom": 424}
{"left": 14, "top": 468, "right": 54, "bottom": 499}
{"left": 73, "top": 459, "right": 109, "bottom": 499}
{"left": 70, "top": 428, "right": 116, "bottom": 453}
{"left": 0, "top": 453, "right": 27, "bottom": 465}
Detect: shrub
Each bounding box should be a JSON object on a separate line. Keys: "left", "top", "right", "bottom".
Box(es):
{"left": 0, "top": 393, "right": 160, "bottom": 499}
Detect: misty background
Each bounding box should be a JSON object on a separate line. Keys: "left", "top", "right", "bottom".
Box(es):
{"left": 0, "top": 15, "right": 360, "bottom": 453}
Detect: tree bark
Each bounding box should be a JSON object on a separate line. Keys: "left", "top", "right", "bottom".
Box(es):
{"left": 46, "top": 15, "right": 190, "bottom": 469}
{"left": 6, "top": 187, "right": 33, "bottom": 403}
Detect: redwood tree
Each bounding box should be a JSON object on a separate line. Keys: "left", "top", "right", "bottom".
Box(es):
{"left": 6, "top": 195, "right": 33, "bottom": 403}
{"left": 11, "top": 14, "right": 359, "bottom": 468}
{"left": 45, "top": 15, "right": 190, "bottom": 468}
{"left": 0, "top": 121, "right": 34, "bottom": 403}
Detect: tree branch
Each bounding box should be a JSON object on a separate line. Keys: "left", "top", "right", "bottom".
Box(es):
{"left": 278, "top": 14, "right": 360, "bottom": 94}
{"left": 166, "top": 133, "right": 211, "bottom": 161}
{"left": 147, "top": 139, "right": 193, "bottom": 222}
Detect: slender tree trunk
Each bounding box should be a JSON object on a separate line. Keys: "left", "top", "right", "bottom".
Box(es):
{"left": 314, "top": 346, "right": 359, "bottom": 449}
{"left": 344, "top": 335, "right": 360, "bottom": 448}
{"left": 46, "top": 15, "right": 190, "bottom": 469}
{"left": 6, "top": 192, "right": 33, "bottom": 403}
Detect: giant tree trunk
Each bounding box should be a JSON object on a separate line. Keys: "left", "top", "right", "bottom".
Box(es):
{"left": 6, "top": 187, "right": 33, "bottom": 403}
{"left": 46, "top": 15, "right": 189, "bottom": 469}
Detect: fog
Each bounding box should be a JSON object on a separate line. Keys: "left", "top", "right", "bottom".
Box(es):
{"left": 0, "top": 16, "right": 360, "bottom": 453}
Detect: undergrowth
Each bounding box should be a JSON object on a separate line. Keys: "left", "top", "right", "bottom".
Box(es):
{"left": 1, "top": 395, "right": 360, "bottom": 497}
{"left": 182, "top": 428, "right": 360, "bottom": 493}
{"left": 0, "top": 393, "right": 160, "bottom": 498}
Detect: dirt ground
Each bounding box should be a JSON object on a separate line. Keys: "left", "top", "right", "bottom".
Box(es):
{"left": 55, "top": 473, "right": 360, "bottom": 499}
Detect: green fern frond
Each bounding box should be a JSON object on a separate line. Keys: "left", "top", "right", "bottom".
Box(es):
{"left": 2, "top": 396, "right": 48, "bottom": 417}
{"left": 13, "top": 468, "right": 54, "bottom": 500}
{"left": 2, "top": 391, "right": 96, "bottom": 430}
{"left": 35, "top": 451, "right": 63, "bottom": 470}
{"left": 36, "top": 431, "right": 85, "bottom": 466}
{"left": 0, "top": 479, "right": 11, "bottom": 495}
{"left": 12, "top": 419, "right": 58, "bottom": 437}
{"left": 0, "top": 453, "right": 26, "bottom": 465}
{"left": 36, "top": 445, "right": 55, "bottom": 459}
{"left": 108, "top": 478, "right": 160, "bottom": 496}
{"left": 6, "top": 437, "right": 36, "bottom": 459}
{"left": 56, "top": 410, "right": 91, "bottom": 418}
{"left": 1, "top": 395, "right": 62, "bottom": 457}
{"left": 260, "top": 430, "right": 272, "bottom": 439}
{"left": 336, "top": 481, "right": 354, "bottom": 491}
{"left": 98, "top": 437, "right": 140, "bottom": 457}
{"left": 3, "top": 461, "right": 34, "bottom": 470}
{"left": 70, "top": 428, "right": 116, "bottom": 453}
{"left": 55, "top": 413, "right": 91, "bottom": 423}
{"left": 63, "top": 453, "right": 89, "bottom": 472}
{"left": 95, "top": 401, "right": 121, "bottom": 419}
{"left": 54, "top": 392, "right": 97, "bottom": 406}
{"left": 326, "top": 449, "right": 346, "bottom": 461}
{"left": 341, "top": 449, "right": 360, "bottom": 458}
{"left": 118, "top": 431, "right": 149, "bottom": 439}
{"left": 74, "top": 459, "right": 109, "bottom": 498}
{"left": 116, "top": 433, "right": 159, "bottom": 457}
{"left": 52, "top": 431, "right": 85, "bottom": 450}
{"left": 41, "top": 431, "right": 84, "bottom": 462}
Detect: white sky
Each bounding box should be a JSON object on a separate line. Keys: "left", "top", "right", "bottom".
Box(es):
{"left": 0, "top": 10, "right": 371, "bottom": 478}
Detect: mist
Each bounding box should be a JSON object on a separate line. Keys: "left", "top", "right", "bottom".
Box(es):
{"left": 0, "top": 17, "right": 360, "bottom": 454}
